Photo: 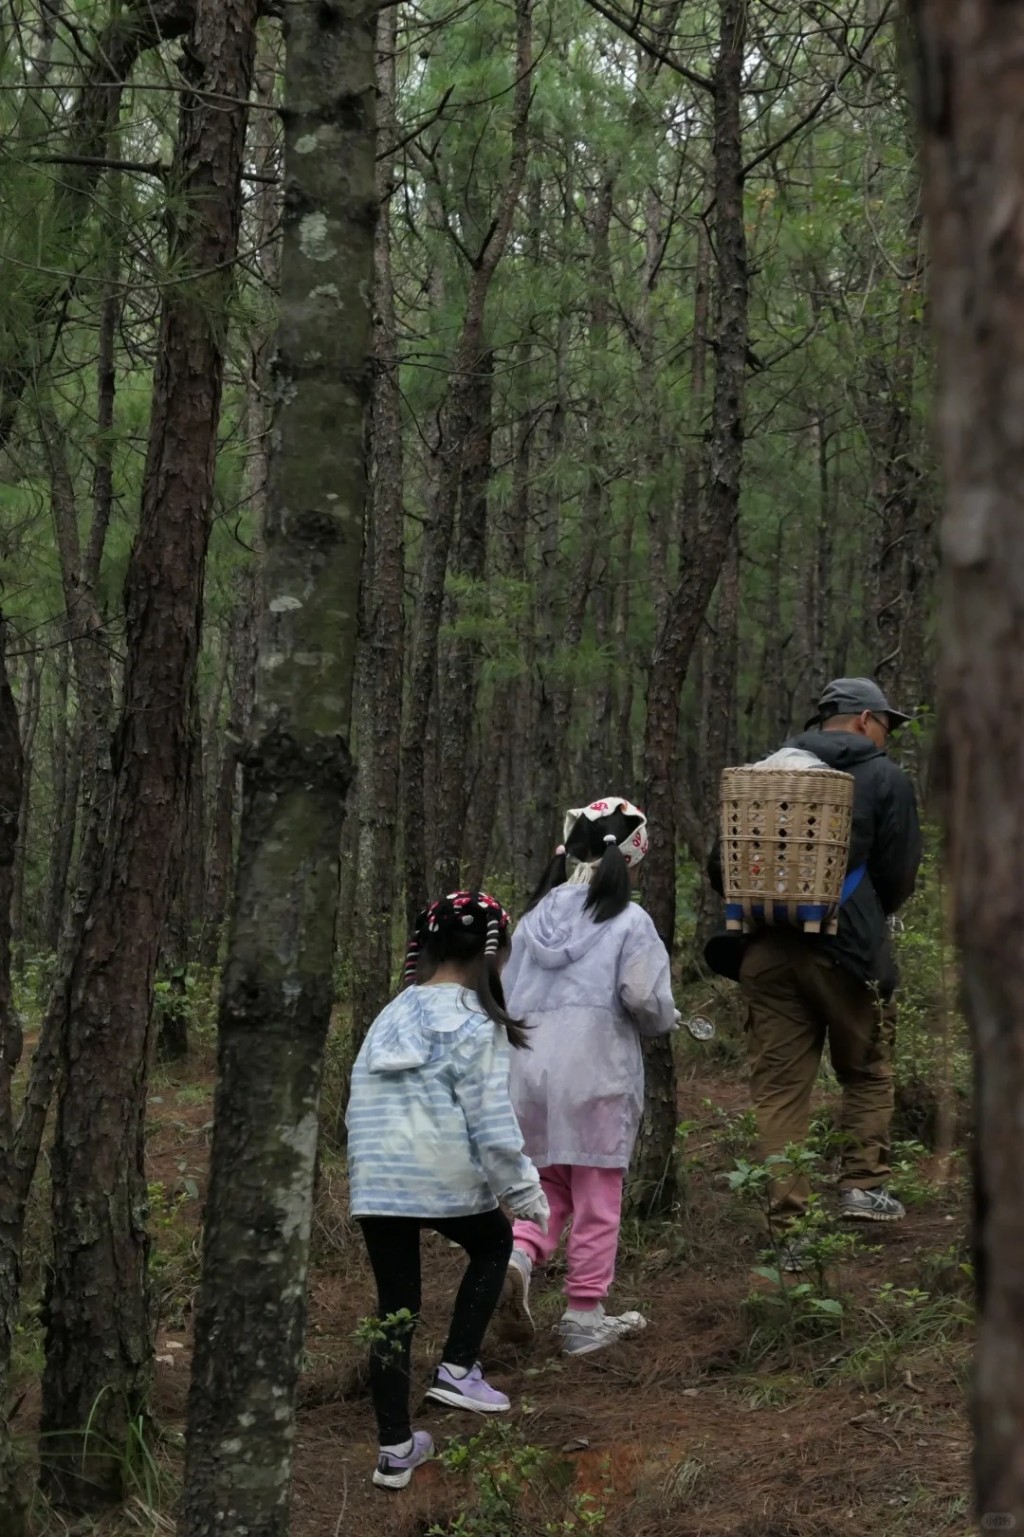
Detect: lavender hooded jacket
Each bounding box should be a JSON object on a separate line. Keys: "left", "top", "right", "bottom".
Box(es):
{"left": 504, "top": 886, "right": 679, "bottom": 1170}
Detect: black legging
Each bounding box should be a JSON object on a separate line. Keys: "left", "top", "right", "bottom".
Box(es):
{"left": 359, "top": 1208, "right": 513, "bottom": 1444}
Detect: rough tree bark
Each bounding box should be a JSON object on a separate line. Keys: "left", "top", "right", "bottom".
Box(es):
{"left": 911, "top": 0, "right": 1024, "bottom": 1523}
{"left": 10, "top": 654, "right": 40, "bottom": 954}
{"left": 201, "top": 41, "right": 279, "bottom": 966}
{"left": 432, "top": 350, "right": 494, "bottom": 894}
{"left": 350, "top": 0, "right": 407, "bottom": 1047}
{"left": 39, "top": 0, "right": 258, "bottom": 1508}
{"left": 635, "top": 0, "right": 748, "bottom": 1213}
{"left": 865, "top": 216, "right": 930, "bottom": 705}
{"left": 38, "top": 400, "right": 114, "bottom": 895}
{"left": 0, "top": 618, "right": 27, "bottom": 1532}
{"left": 179, "top": 0, "right": 376, "bottom": 1529}
{"left": 693, "top": 523, "right": 740, "bottom": 947}
{"left": 401, "top": 0, "right": 533, "bottom": 928}
{"left": 202, "top": 585, "right": 258, "bottom": 966}
{"left": 643, "top": 0, "right": 747, "bottom": 952}
{"left": 44, "top": 637, "right": 73, "bottom": 951}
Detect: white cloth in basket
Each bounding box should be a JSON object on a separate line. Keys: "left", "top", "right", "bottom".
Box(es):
{"left": 750, "top": 747, "right": 829, "bottom": 771}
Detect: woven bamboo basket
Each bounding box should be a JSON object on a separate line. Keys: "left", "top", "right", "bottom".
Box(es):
{"left": 719, "top": 766, "right": 855, "bottom": 936}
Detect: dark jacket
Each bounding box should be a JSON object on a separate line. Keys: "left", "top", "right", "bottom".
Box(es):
{"left": 706, "top": 730, "right": 922, "bottom": 995}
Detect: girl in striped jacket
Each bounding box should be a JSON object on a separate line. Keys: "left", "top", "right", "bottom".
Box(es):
{"left": 346, "top": 890, "right": 548, "bottom": 1490}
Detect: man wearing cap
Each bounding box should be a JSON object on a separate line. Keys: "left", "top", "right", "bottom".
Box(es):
{"left": 707, "top": 677, "right": 922, "bottom": 1227}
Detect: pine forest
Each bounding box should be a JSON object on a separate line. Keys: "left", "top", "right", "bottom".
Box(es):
{"left": 0, "top": 0, "right": 1021, "bottom": 1533}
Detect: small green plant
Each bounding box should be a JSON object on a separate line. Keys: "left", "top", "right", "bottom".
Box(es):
{"left": 704, "top": 1099, "right": 757, "bottom": 1160}
{"left": 147, "top": 1180, "right": 200, "bottom": 1326}
{"left": 174, "top": 1082, "right": 212, "bottom": 1109}
{"left": 153, "top": 964, "right": 221, "bottom": 1051}
{"left": 427, "top": 1423, "right": 607, "bottom": 1535}
{"left": 351, "top": 1308, "right": 416, "bottom": 1357}
{"left": 806, "top": 1106, "right": 854, "bottom": 1165}
{"left": 729, "top": 1150, "right": 856, "bottom": 1354}
{"left": 918, "top": 1241, "right": 974, "bottom": 1298}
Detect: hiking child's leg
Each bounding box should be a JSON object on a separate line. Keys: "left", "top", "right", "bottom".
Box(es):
{"left": 432, "top": 1208, "right": 514, "bottom": 1365}
{"left": 564, "top": 1166, "right": 624, "bottom": 1308}
{"left": 512, "top": 1164, "right": 572, "bottom": 1266}
{"left": 740, "top": 933, "right": 826, "bottom": 1219}
{"left": 359, "top": 1217, "right": 422, "bottom": 1446}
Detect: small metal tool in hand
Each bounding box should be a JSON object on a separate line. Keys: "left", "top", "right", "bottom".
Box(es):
{"left": 685, "top": 1015, "right": 716, "bottom": 1040}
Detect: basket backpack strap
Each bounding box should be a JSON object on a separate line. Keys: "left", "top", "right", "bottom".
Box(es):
{"left": 840, "top": 863, "right": 867, "bottom": 904}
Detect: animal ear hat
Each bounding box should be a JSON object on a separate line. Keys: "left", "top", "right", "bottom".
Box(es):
{"left": 563, "top": 797, "right": 649, "bottom": 868}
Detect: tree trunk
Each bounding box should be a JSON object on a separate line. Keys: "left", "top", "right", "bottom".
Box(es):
{"left": 635, "top": 0, "right": 748, "bottom": 1214}
{"left": 401, "top": 0, "right": 533, "bottom": 928}
{"left": 693, "top": 523, "right": 740, "bottom": 949}
{"left": 350, "top": 1, "right": 407, "bottom": 1047}
{"left": 0, "top": 616, "right": 27, "bottom": 1534}
{"left": 867, "top": 217, "right": 928, "bottom": 705}
{"left": 642, "top": 0, "right": 747, "bottom": 954}
{"left": 40, "top": 0, "right": 258, "bottom": 1508}
{"left": 179, "top": 0, "right": 375, "bottom": 1528}
{"left": 37, "top": 400, "right": 114, "bottom": 910}
{"left": 912, "top": 1, "right": 1024, "bottom": 1522}
{"left": 201, "top": 589, "right": 255, "bottom": 967}
{"left": 432, "top": 350, "right": 494, "bottom": 894}
{"left": 505, "top": 286, "right": 538, "bottom": 903}
{"left": 44, "top": 638, "right": 74, "bottom": 951}
{"left": 10, "top": 653, "right": 41, "bottom": 957}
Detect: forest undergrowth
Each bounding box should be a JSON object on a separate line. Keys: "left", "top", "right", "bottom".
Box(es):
{"left": 8, "top": 857, "right": 973, "bottom": 1537}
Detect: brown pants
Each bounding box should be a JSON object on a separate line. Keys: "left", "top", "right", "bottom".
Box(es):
{"left": 739, "top": 931, "right": 895, "bottom": 1219}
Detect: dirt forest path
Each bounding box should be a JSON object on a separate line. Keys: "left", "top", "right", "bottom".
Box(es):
{"left": 145, "top": 1048, "right": 972, "bottom": 1537}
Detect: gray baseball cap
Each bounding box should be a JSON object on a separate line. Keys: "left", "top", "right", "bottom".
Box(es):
{"left": 807, "top": 677, "right": 912, "bottom": 731}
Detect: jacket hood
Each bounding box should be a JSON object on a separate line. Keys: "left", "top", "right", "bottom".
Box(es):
{"left": 514, "top": 885, "right": 613, "bottom": 970}
{"left": 365, "top": 985, "right": 470, "bottom": 1074}
{"left": 789, "top": 729, "right": 886, "bottom": 773}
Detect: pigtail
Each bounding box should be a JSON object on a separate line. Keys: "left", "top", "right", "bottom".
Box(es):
{"left": 583, "top": 834, "right": 631, "bottom": 923}
{"left": 472, "top": 956, "right": 530, "bottom": 1050}
{"left": 412, "top": 889, "right": 529, "bottom": 1048}
{"left": 401, "top": 932, "right": 421, "bottom": 990}
{"left": 523, "top": 844, "right": 568, "bottom": 916}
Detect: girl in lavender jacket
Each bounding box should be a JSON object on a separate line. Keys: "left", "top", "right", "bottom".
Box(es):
{"left": 499, "top": 798, "right": 679, "bottom": 1356}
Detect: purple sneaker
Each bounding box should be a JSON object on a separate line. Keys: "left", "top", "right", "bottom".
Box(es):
{"left": 425, "top": 1362, "right": 510, "bottom": 1415}
{"left": 373, "top": 1430, "right": 434, "bottom": 1490}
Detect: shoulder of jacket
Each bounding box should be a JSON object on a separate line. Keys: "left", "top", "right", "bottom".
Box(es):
{"left": 623, "top": 902, "right": 661, "bottom": 942}
{"left": 872, "top": 755, "right": 915, "bottom": 795}
{"left": 368, "top": 990, "right": 411, "bottom": 1033}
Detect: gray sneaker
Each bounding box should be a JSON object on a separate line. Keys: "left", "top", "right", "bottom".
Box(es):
{"left": 495, "top": 1248, "right": 534, "bottom": 1343}
{"left": 558, "top": 1305, "right": 647, "bottom": 1357}
{"left": 838, "top": 1186, "right": 905, "bottom": 1223}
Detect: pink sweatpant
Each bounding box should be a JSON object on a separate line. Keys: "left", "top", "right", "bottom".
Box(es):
{"left": 512, "top": 1164, "right": 624, "bottom": 1308}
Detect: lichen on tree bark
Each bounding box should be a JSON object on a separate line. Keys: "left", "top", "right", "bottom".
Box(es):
{"left": 180, "top": 0, "right": 377, "bottom": 1531}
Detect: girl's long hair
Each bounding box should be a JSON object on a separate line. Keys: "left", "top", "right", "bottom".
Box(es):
{"left": 523, "top": 807, "right": 638, "bottom": 924}
{"left": 416, "top": 927, "right": 529, "bottom": 1049}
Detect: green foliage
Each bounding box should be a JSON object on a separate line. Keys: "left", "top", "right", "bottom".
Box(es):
{"left": 427, "top": 1423, "right": 607, "bottom": 1536}
{"left": 351, "top": 1308, "right": 416, "bottom": 1356}
{"left": 153, "top": 966, "right": 220, "bottom": 1051}
{"left": 146, "top": 1181, "right": 200, "bottom": 1328}
{"left": 890, "top": 838, "right": 969, "bottom": 1130}
{"left": 702, "top": 1100, "right": 758, "bottom": 1160}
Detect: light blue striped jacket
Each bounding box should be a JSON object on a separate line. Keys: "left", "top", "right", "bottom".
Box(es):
{"left": 346, "top": 983, "right": 541, "bottom": 1219}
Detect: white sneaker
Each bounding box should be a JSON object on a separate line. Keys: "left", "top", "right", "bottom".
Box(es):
{"left": 496, "top": 1248, "right": 534, "bottom": 1343}
{"left": 558, "top": 1303, "right": 647, "bottom": 1357}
